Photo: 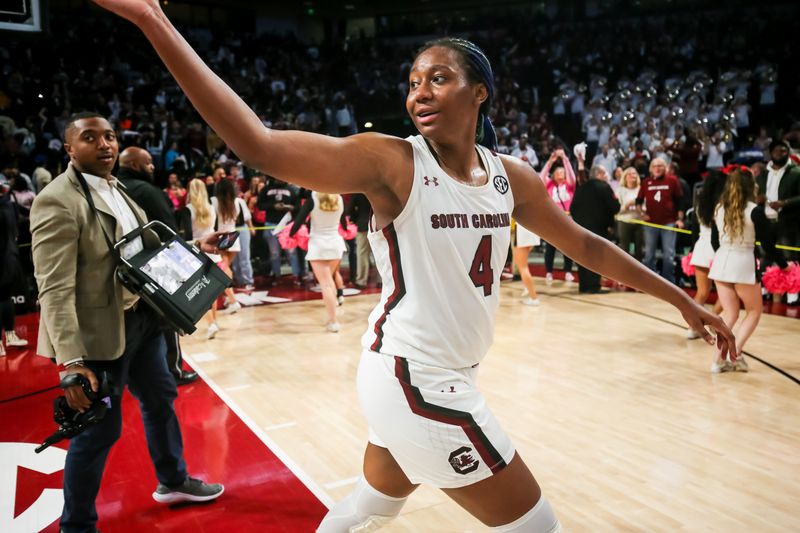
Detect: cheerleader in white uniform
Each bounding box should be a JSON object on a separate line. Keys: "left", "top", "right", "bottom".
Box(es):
{"left": 290, "top": 191, "right": 347, "bottom": 332}
{"left": 686, "top": 171, "right": 726, "bottom": 339}
{"left": 708, "top": 167, "right": 787, "bottom": 373}
{"left": 512, "top": 220, "right": 541, "bottom": 305}
{"left": 104, "top": 4, "right": 736, "bottom": 527}
{"left": 212, "top": 178, "right": 253, "bottom": 315}
{"left": 186, "top": 179, "right": 233, "bottom": 339}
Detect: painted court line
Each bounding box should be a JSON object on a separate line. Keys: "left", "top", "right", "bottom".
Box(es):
{"left": 323, "top": 476, "right": 360, "bottom": 490}
{"left": 225, "top": 384, "right": 252, "bottom": 392}
{"left": 190, "top": 352, "right": 218, "bottom": 362}
{"left": 183, "top": 353, "right": 335, "bottom": 508}
{"left": 264, "top": 421, "right": 297, "bottom": 431}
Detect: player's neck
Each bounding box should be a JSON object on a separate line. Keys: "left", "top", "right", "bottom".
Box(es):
{"left": 427, "top": 138, "right": 480, "bottom": 184}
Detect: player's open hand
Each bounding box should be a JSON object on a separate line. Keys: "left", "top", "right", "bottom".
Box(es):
{"left": 681, "top": 301, "right": 736, "bottom": 361}
{"left": 92, "top": 0, "right": 162, "bottom": 26}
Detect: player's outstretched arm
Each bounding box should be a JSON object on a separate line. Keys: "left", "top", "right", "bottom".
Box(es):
{"left": 91, "top": 0, "right": 404, "bottom": 196}
{"left": 502, "top": 155, "right": 736, "bottom": 360}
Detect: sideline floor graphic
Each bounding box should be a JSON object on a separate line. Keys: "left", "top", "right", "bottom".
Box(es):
{"left": 0, "top": 318, "right": 327, "bottom": 533}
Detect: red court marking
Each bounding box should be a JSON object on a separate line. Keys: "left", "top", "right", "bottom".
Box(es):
{"left": 0, "top": 314, "right": 57, "bottom": 402}
{"left": 1, "top": 352, "right": 327, "bottom": 532}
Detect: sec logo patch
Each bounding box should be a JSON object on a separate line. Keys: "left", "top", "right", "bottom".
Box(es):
{"left": 493, "top": 175, "right": 509, "bottom": 194}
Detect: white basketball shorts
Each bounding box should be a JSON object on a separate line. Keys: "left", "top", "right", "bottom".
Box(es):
{"left": 357, "top": 350, "right": 516, "bottom": 489}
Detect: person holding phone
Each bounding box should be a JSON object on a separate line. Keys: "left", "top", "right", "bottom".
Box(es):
{"left": 538, "top": 148, "right": 577, "bottom": 283}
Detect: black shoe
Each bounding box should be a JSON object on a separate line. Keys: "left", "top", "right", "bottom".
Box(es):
{"left": 174, "top": 371, "right": 199, "bottom": 386}
{"left": 153, "top": 476, "right": 224, "bottom": 504}
{"left": 581, "top": 288, "right": 610, "bottom": 294}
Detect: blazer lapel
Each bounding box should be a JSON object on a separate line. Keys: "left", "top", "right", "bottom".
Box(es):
{"left": 66, "top": 164, "right": 121, "bottom": 240}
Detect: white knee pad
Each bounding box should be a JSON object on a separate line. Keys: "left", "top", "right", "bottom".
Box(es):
{"left": 317, "top": 477, "right": 407, "bottom": 533}
{"left": 491, "top": 496, "right": 561, "bottom": 533}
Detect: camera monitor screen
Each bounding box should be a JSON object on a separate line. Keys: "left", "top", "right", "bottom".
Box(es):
{"left": 139, "top": 242, "right": 204, "bottom": 295}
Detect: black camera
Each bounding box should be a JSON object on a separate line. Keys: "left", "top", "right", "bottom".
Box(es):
{"left": 35, "top": 371, "right": 115, "bottom": 454}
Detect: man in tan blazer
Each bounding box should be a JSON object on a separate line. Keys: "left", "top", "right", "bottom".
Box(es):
{"left": 31, "top": 112, "right": 223, "bottom": 533}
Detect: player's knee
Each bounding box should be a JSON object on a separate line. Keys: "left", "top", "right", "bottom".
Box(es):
{"left": 490, "top": 495, "right": 560, "bottom": 533}
{"left": 317, "top": 477, "right": 407, "bottom": 533}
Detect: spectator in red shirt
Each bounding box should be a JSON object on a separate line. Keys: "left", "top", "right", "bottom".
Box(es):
{"left": 636, "top": 157, "right": 685, "bottom": 283}
{"left": 671, "top": 137, "right": 703, "bottom": 186}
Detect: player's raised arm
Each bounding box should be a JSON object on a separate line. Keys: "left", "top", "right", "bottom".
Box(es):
{"left": 501, "top": 154, "right": 737, "bottom": 360}
{"left": 91, "top": 0, "right": 404, "bottom": 195}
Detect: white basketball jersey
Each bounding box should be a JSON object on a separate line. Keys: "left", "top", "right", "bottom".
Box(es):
{"left": 361, "top": 135, "right": 515, "bottom": 369}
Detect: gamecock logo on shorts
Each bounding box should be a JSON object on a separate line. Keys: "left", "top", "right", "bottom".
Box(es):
{"left": 448, "top": 446, "right": 480, "bottom": 475}
{"left": 493, "top": 175, "right": 509, "bottom": 194}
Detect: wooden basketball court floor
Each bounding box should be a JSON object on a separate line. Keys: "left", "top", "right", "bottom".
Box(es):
{"left": 181, "top": 279, "right": 800, "bottom": 532}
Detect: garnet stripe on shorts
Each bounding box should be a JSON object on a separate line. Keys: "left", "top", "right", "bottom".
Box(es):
{"left": 393, "top": 356, "right": 507, "bottom": 473}
{"left": 370, "top": 223, "right": 406, "bottom": 352}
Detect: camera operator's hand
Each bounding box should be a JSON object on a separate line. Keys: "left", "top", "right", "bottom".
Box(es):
{"left": 64, "top": 366, "right": 99, "bottom": 413}
{"left": 196, "top": 231, "right": 226, "bottom": 254}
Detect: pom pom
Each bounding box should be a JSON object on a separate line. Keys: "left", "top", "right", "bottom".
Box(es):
{"left": 339, "top": 220, "right": 358, "bottom": 240}
{"left": 277, "top": 224, "right": 298, "bottom": 250}
{"left": 277, "top": 223, "right": 309, "bottom": 251}
{"left": 295, "top": 224, "right": 309, "bottom": 251}
{"left": 762, "top": 266, "right": 787, "bottom": 293}
{"left": 787, "top": 263, "right": 800, "bottom": 293}
{"left": 681, "top": 253, "right": 696, "bottom": 277}
{"left": 763, "top": 263, "right": 800, "bottom": 294}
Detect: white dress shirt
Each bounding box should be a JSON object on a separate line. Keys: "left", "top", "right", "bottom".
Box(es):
{"left": 764, "top": 162, "right": 787, "bottom": 220}
{"left": 82, "top": 171, "right": 144, "bottom": 259}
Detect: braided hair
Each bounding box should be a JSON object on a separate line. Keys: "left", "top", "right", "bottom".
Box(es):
{"left": 416, "top": 38, "right": 497, "bottom": 150}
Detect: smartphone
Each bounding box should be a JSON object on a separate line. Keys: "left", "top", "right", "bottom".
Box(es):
{"left": 217, "top": 231, "right": 240, "bottom": 250}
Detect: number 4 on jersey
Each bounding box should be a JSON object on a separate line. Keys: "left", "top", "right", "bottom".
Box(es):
{"left": 469, "top": 235, "right": 493, "bottom": 296}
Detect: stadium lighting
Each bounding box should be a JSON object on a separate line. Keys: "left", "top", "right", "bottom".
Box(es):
{"left": 364, "top": 122, "right": 373, "bottom": 128}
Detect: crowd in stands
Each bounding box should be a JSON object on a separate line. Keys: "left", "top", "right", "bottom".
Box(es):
{"left": 2, "top": 2, "right": 799, "bottom": 323}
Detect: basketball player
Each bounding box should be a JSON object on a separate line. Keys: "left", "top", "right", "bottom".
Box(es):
{"left": 93, "top": 1, "right": 735, "bottom": 530}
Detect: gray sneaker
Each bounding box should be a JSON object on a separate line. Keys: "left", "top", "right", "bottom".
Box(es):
{"left": 710, "top": 359, "right": 733, "bottom": 374}
{"left": 731, "top": 353, "right": 749, "bottom": 372}
{"left": 153, "top": 477, "right": 224, "bottom": 504}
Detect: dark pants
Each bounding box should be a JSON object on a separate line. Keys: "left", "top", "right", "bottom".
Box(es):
{"left": 544, "top": 241, "right": 573, "bottom": 273}
{"left": 578, "top": 264, "right": 601, "bottom": 293}
{"left": 60, "top": 306, "right": 187, "bottom": 533}
{"left": 164, "top": 329, "right": 184, "bottom": 377}
{"left": 0, "top": 296, "right": 14, "bottom": 334}
{"left": 773, "top": 218, "right": 799, "bottom": 263}
{"left": 617, "top": 220, "right": 644, "bottom": 262}
{"left": 346, "top": 238, "right": 357, "bottom": 282}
